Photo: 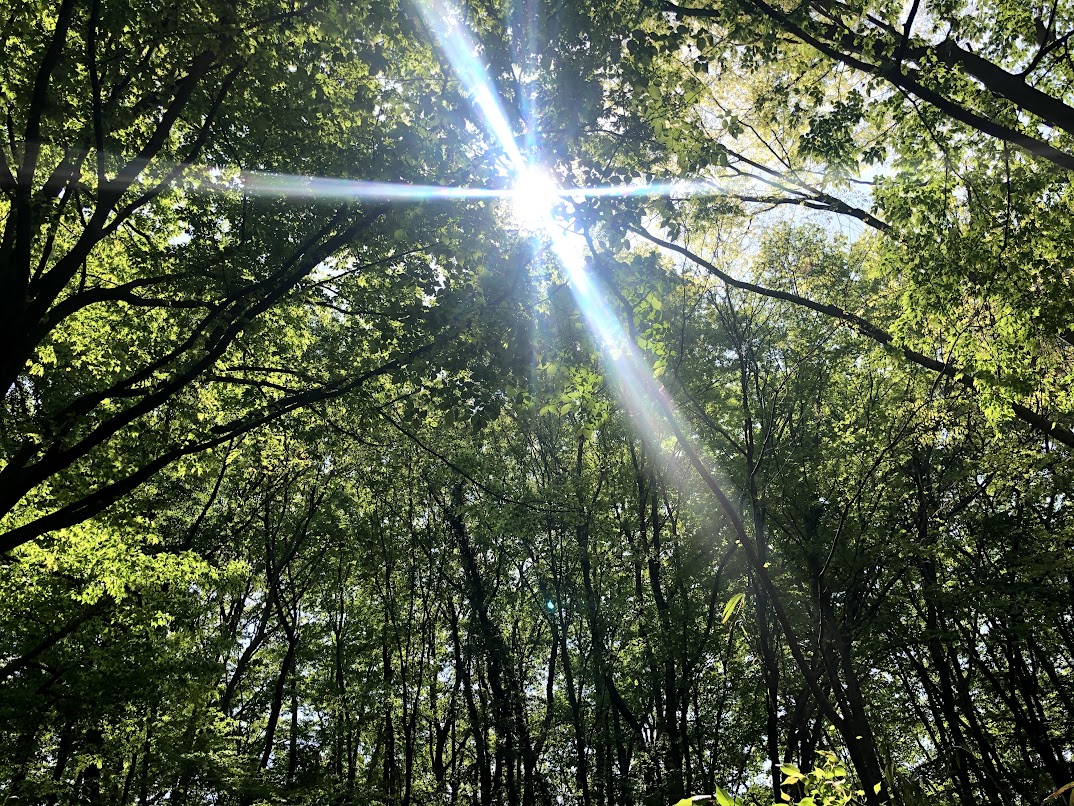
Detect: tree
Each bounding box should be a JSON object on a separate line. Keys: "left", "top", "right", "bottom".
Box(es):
{"left": 0, "top": 0, "right": 512, "bottom": 551}
{"left": 3, "top": 1, "right": 1074, "bottom": 805}
{"left": 563, "top": 0, "right": 1074, "bottom": 448}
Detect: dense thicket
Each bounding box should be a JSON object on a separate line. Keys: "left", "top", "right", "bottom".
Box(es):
{"left": 2, "top": 0, "right": 1073, "bottom": 805}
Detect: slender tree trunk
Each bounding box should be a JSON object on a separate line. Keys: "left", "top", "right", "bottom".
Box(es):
{"left": 447, "top": 482, "right": 541, "bottom": 805}
{"left": 46, "top": 719, "right": 76, "bottom": 806}
{"left": 450, "top": 601, "right": 491, "bottom": 806}
{"left": 139, "top": 714, "right": 152, "bottom": 806}
{"left": 259, "top": 638, "right": 298, "bottom": 771}
{"left": 287, "top": 672, "right": 299, "bottom": 786}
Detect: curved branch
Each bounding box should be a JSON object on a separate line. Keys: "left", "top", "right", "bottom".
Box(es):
{"left": 0, "top": 326, "right": 456, "bottom": 553}
{"left": 666, "top": 0, "right": 1074, "bottom": 170}
{"left": 633, "top": 226, "right": 1074, "bottom": 448}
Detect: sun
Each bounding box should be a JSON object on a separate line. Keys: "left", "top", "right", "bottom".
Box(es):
{"left": 510, "top": 165, "right": 561, "bottom": 231}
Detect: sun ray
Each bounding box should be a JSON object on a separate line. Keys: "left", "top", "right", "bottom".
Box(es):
{"left": 166, "top": 0, "right": 746, "bottom": 489}
{"left": 169, "top": 160, "right": 741, "bottom": 209}
{"left": 240, "top": 172, "right": 510, "bottom": 202}
{"left": 410, "top": 0, "right": 730, "bottom": 489}
{"left": 413, "top": 0, "right": 527, "bottom": 172}
{"left": 232, "top": 172, "right": 738, "bottom": 206}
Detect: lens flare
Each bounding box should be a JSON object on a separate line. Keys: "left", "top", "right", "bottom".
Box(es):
{"left": 411, "top": 0, "right": 715, "bottom": 473}
{"left": 242, "top": 172, "right": 507, "bottom": 202}
{"left": 511, "top": 166, "right": 561, "bottom": 230}
{"left": 413, "top": 0, "right": 525, "bottom": 170}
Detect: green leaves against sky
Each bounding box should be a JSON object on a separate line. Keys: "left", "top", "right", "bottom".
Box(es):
{"left": 1, "top": 0, "right": 1073, "bottom": 804}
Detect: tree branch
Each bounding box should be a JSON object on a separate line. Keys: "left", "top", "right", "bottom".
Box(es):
{"left": 633, "top": 226, "right": 1074, "bottom": 448}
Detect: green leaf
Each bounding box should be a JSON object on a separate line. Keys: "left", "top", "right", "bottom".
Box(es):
{"left": 779, "top": 763, "right": 803, "bottom": 784}
{"left": 674, "top": 796, "right": 714, "bottom": 806}
{"left": 722, "top": 592, "right": 745, "bottom": 624}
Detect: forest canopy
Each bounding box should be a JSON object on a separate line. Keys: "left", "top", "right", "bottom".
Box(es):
{"left": 1, "top": 0, "right": 1073, "bottom": 805}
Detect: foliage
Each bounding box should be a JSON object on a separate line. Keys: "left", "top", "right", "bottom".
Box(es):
{"left": 2, "top": 0, "right": 1074, "bottom": 805}
{"left": 779, "top": 753, "right": 867, "bottom": 806}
